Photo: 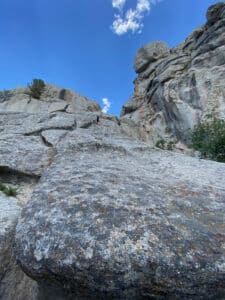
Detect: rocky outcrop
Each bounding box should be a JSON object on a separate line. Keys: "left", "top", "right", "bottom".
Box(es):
{"left": 0, "top": 100, "right": 224, "bottom": 298}
{"left": 0, "top": 90, "right": 220, "bottom": 299}
{"left": 0, "top": 86, "right": 145, "bottom": 300}
{"left": 121, "top": 2, "right": 225, "bottom": 143}
{"left": 0, "top": 84, "right": 101, "bottom": 114}
{"left": 134, "top": 41, "right": 170, "bottom": 73}
{"left": 1, "top": 85, "right": 224, "bottom": 298}
{"left": 1, "top": 5, "right": 225, "bottom": 297}
{"left": 14, "top": 127, "right": 225, "bottom": 299}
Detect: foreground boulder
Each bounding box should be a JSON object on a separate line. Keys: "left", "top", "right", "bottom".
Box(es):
{"left": 121, "top": 2, "right": 225, "bottom": 143}
{"left": 0, "top": 109, "right": 145, "bottom": 299}
{"left": 15, "top": 129, "right": 225, "bottom": 299}
{"left": 0, "top": 93, "right": 224, "bottom": 298}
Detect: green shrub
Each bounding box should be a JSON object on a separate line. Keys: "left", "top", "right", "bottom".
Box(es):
{"left": 28, "top": 79, "right": 45, "bottom": 99}
{"left": 4, "top": 186, "right": 18, "bottom": 197}
{"left": 155, "top": 139, "right": 175, "bottom": 150}
{"left": 191, "top": 118, "right": 225, "bottom": 162}
{"left": 167, "top": 141, "right": 175, "bottom": 151}
{"left": 0, "top": 182, "right": 6, "bottom": 193}
{"left": 155, "top": 139, "right": 166, "bottom": 149}
{"left": 0, "top": 182, "right": 18, "bottom": 197}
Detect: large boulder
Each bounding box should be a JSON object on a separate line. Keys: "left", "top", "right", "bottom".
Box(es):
{"left": 15, "top": 129, "right": 225, "bottom": 299}
{"left": 0, "top": 79, "right": 224, "bottom": 298}
{"left": 0, "top": 108, "right": 146, "bottom": 299}
{"left": 121, "top": 2, "right": 225, "bottom": 144}
{"left": 134, "top": 41, "right": 170, "bottom": 73}
{"left": 206, "top": 2, "right": 225, "bottom": 24}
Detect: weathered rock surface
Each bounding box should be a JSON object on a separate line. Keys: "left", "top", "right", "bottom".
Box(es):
{"left": 134, "top": 41, "right": 170, "bottom": 73}
{"left": 1, "top": 91, "right": 224, "bottom": 298}
{"left": 14, "top": 127, "right": 225, "bottom": 299}
{"left": 121, "top": 2, "right": 225, "bottom": 143}
{"left": 0, "top": 193, "right": 38, "bottom": 300}
{"left": 0, "top": 106, "right": 224, "bottom": 298}
{"left": 0, "top": 109, "right": 145, "bottom": 298}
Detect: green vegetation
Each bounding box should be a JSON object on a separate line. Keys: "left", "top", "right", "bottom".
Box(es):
{"left": 59, "top": 88, "right": 66, "bottom": 100}
{"left": 28, "top": 79, "right": 45, "bottom": 99}
{"left": 191, "top": 118, "right": 225, "bottom": 162}
{"left": 0, "top": 182, "right": 18, "bottom": 197}
{"left": 155, "top": 139, "right": 175, "bottom": 150}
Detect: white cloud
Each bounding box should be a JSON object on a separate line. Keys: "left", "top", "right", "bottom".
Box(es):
{"left": 137, "top": 0, "right": 150, "bottom": 13}
{"left": 112, "top": 0, "right": 127, "bottom": 11}
{"left": 102, "top": 98, "right": 111, "bottom": 113}
{"left": 111, "top": 0, "right": 160, "bottom": 35}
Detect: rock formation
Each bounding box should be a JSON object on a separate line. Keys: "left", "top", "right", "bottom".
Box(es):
{"left": 0, "top": 86, "right": 224, "bottom": 298}
{"left": 15, "top": 133, "right": 225, "bottom": 299}
{"left": 0, "top": 3, "right": 225, "bottom": 299}
{"left": 0, "top": 84, "right": 101, "bottom": 114}
{"left": 0, "top": 84, "right": 146, "bottom": 299}
{"left": 121, "top": 2, "right": 225, "bottom": 143}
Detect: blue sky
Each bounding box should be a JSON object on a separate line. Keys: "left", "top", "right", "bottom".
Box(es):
{"left": 0, "top": 0, "right": 220, "bottom": 115}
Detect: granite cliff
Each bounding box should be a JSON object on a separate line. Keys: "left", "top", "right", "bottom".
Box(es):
{"left": 121, "top": 2, "right": 225, "bottom": 144}
{"left": 0, "top": 3, "right": 225, "bottom": 300}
